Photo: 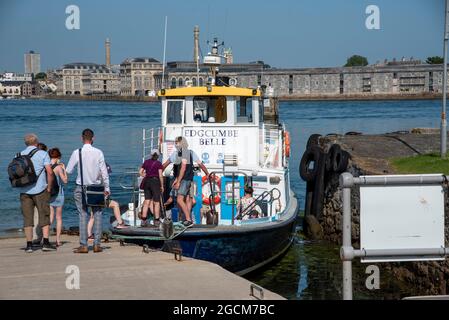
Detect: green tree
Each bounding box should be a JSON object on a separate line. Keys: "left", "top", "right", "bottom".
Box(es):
{"left": 34, "top": 72, "right": 47, "bottom": 80}
{"left": 344, "top": 55, "right": 369, "bottom": 67}
{"left": 426, "top": 56, "right": 444, "bottom": 64}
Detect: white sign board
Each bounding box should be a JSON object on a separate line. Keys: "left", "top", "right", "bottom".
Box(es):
{"left": 183, "top": 127, "right": 259, "bottom": 167}
{"left": 360, "top": 175, "right": 445, "bottom": 263}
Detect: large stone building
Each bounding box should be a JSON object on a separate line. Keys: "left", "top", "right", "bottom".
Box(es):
{"left": 119, "top": 58, "right": 163, "bottom": 96}
{"left": 57, "top": 63, "right": 120, "bottom": 95}
{"left": 21, "top": 82, "right": 42, "bottom": 97}
{"left": 155, "top": 59, "right": 448, "bottom": 98}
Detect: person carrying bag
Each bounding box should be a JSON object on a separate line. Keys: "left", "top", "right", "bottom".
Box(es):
{"left": 66, "top": 129, "right": 110, "bottom": 254}
{"left": 79, "top": 148, "right": 106, "bottom": 207}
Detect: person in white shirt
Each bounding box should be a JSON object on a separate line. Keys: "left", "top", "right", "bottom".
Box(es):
{"left": 66, "top": 129, "right": 110, "bottom": 254}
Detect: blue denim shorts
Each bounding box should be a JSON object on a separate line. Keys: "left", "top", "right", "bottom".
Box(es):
{"left": 177, "top": 180, "right": 192, "bottom": 196}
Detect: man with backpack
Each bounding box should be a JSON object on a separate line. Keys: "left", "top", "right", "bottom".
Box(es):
{"left": 8, "top": 134, "right": 57, "bottom": 253}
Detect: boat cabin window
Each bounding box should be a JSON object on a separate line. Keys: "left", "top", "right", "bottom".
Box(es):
{"left": 193, "top": 96, "right": 227, "bottom": 124}
{"left": 235, "top": 97, "right": 254, "bottom": 123}
{"left": 166, "top": 100, "right": 184, "bottom": 124}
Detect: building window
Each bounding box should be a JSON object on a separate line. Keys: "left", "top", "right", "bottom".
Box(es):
{"left": 199, "top": 78, "right": 204, "bottom": 86}
{"left": 192, "top": 78, "right": 197, "bottom": 87}
{"left": 178, "top": 78, "right": 184, "bottom": 87}
{"left": 171, "top": 78, "right": 177, "bottom": 88}
{"left": 185, "top": 78, "right": 190, "bottom": 85}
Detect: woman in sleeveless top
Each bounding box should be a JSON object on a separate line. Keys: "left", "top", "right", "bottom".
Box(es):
{"left": 49, "top": 148, "right": 68, "bottom": 247}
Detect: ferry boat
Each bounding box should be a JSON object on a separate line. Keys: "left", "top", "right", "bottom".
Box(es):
{"left": 112, "top": 39, "right": 299, "bottom": 275}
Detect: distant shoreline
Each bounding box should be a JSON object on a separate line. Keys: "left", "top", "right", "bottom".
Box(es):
{"left": 10, "top": 92, "right": 446, "bottom": 103}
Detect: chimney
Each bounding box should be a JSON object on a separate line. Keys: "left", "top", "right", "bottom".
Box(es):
{"left": 193, "top": 26, "right": 200, "bottom": 64}
{"left": 105, "top": 38, "right": 111, "bottom": 68}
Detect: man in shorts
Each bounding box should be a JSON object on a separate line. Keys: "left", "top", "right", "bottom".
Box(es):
{"left": 162, "top": 137, "right": 209, "bottom": 227}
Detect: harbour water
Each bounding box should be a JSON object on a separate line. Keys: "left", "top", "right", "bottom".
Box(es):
{"left": 0, "top": 98, "right": 442, "bottom": 299}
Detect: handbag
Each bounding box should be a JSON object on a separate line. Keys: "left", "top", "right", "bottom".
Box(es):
{"left": 79, "top": 149, "right": 106, "bottom": 207}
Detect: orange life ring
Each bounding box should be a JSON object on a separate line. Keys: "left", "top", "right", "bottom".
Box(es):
{"left": 202, "top": 175, "right": 221, "bottom": 205}
{"left": 284, "top": 131, "right": 291, "bottom": 158}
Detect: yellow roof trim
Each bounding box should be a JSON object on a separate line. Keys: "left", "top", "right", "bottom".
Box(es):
{"left": 158, "top": 86, "right": 261, "bottom": 97}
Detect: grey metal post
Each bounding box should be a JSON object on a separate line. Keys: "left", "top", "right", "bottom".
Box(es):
{"left": 442, "top": 0, "right": 449, "bottom": 158}
{"left": 340, "top": 173, "right": 354, "bottom": 300}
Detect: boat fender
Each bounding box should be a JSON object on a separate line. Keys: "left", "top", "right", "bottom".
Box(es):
{"left": 160, "top": 217, "right": 174, "bottom": 239}
{"left": 284, "top": 131, "right": 291, "bottom": 158}
{"left": 306, "top": 134, "right": 321, "bottom": 149}
{"left": 299, "top": 145, "right": 321, "bottom": 182}
{"left": 202, "top": 175, "right": 221, "bottom": 205}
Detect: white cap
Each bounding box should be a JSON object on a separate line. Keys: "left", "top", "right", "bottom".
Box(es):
{"left": 151, "top": 149, "right": 160, "bottom": 156}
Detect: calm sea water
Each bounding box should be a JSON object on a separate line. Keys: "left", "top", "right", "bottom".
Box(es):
{"left": 0, "top": 98, "right": 442, "bottom": 299}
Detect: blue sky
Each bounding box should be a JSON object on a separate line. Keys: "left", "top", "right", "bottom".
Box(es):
{"left": 0, "top": 0, "right": 445, "bottom": 72}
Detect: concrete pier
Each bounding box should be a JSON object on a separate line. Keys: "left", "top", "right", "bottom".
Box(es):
{"left": 0, "top": 235, "right": 284, "bottom": 300}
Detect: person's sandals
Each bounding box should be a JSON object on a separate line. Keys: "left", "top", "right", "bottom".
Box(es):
{"left": 154, "top": 219, "right": 161, "bottom": 228}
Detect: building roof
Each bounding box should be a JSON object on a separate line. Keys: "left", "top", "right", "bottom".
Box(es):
{"left": 0, "top": 81, "right": 25, "bottom": 86}
{"left": 62, "top": 62, "right": 107, "bottom": 69}
{"left": 121, "top": 57, "right": 161, "bottom": 64}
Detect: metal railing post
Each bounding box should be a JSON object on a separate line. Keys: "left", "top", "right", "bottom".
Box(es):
{"left": 340, "top": 173, "right": 355, "bottom": 300}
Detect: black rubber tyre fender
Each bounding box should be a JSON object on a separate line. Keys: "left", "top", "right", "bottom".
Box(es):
{"left": 334, "top": 150, "right": 350, "bottom": 173}
{"left": 304, "top": 181, "right": 315, "bottom": 218}
{"left": 325, "top": 148, "right": 333, "bottom": 172}
{"left": 306, "top": 134, "right": 322, "bottom": 149}
{"left": 327, "top": 144, "right": 341, "bottom": 173}
{"left": 299, "top": 145, "right": 321, "bottom": 182}
{"left": 311, "top": 148, "right": 327, "bottom": 220}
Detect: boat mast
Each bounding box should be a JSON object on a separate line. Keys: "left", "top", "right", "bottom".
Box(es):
{"left": 162, "top": 16, "right": 168, "bottom": 89}
{"left": 204, "top": 38, "right": 224, "bottom": 86}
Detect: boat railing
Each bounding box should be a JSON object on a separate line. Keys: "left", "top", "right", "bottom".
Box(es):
{"left": 237, "top": 188, "right": 282, "bottom": 221}
{"left": 142, "top": 127, "right": 162, "bottom": 163}
{"left": 117, "top": 169, "right": 142, "bottom": 227}
{"left": 207, "top": 171, "right": 282, "bottom": 225}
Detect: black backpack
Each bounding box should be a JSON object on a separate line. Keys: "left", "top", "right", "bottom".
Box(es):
{"left": 8, "top": 149, "right": 43, "bottom": 188}
{"left": 49, "top": 163, "right": 60, "bottom": 197}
